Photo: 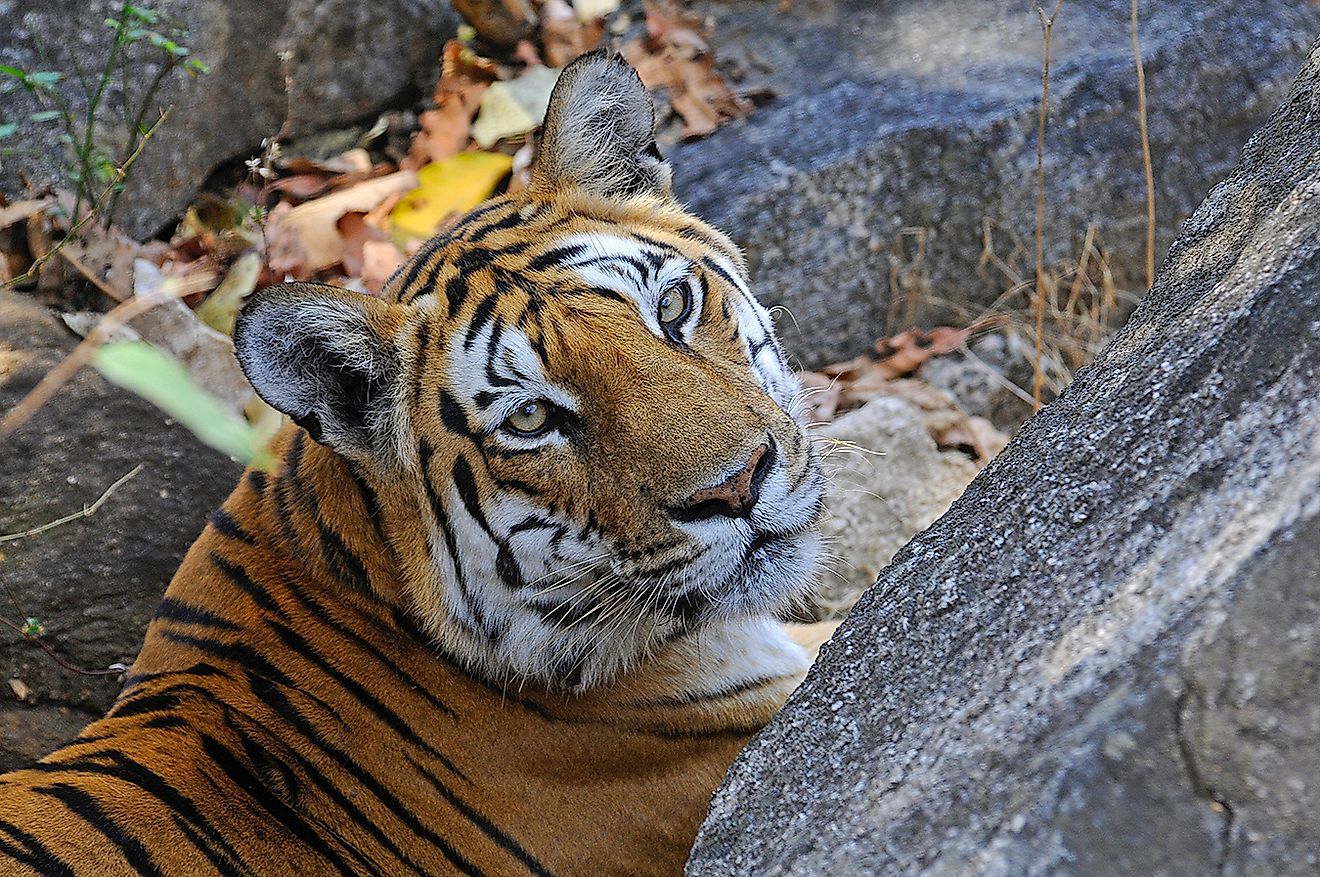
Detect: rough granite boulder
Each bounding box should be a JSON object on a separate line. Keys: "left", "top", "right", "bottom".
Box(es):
{"left": 676, "top": 0, "right": 1320, "bottom": 366}
{"left": 0, "top": 293, "right": 241, "bottom": 771}
{"left": 0, "top": 0, "right": 459, "bottom": 237}
{"left": 687, "top": 36, "right": 1320, "bottom": 877}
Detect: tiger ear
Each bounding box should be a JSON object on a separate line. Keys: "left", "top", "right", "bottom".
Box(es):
{"left": 530, "top": 50, "right": 672, "bottom": 200}
{"left": 234, "top": 283, "right": 406, "bottom": 459}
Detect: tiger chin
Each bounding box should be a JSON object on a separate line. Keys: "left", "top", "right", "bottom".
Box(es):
{"left": 0, "top": 52, "right": 834, "bottom": 877}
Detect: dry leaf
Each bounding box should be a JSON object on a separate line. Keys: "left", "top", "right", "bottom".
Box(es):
{"left": 337, "top": 212, "right": 390, "bottom": 277}
{"left": 541, "top": 0, "right": 604, "bottom": 67}
{"left": 0, "top": 198, "right": 54, "bottom": 231}
{"left": 128, "top": 260, "right": 254, "bottom": 415}
{"left": 361, "top": 240, "right": 407, "bottom": 295}
{"left": 195, "top": 252, "right": 263, "bottom": 336}
{"left": 266, "top": 171, "right": 419, "bottom": 276}
{"left": 451, "top": 0, "right": 537, "bottom": 46}
{"left": 405, "top": 41, "right": 499, "bottom": 170}
{"left": 470, "top": 65, "right": 561, "bottom": 149}
{"left": 621, "top": 0, "right": 751, "bottom": 139}
{"left": 391, "top": 152, "right": 513, "bottom": 239}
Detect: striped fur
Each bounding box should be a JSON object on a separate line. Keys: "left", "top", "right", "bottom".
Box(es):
{"left": 0, "top": 53, "right": 830, "bottom": 876}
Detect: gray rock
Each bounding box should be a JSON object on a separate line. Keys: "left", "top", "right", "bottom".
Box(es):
{"left": 0, "top": 292, "right": 241, "bottom": 770}
{"left": 812, "top": 397, "right": 978, "bottom": 619}
{"left": 674, "top": 0, "right": 1320, "bottom": 367}
{"left": 0, "top": 0, "right": 459, "bottom": 237}
{"left": 687, "top": 36, "right": 1320, "bottom": 877}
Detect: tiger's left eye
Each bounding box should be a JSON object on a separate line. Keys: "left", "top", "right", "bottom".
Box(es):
{"left": 657, "top": 281, "right": 691, "bottom": 329}
{"left": 504, "top": 401, "right": 550, "bottom": 436}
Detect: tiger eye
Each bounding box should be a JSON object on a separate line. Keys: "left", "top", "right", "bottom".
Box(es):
{"left": 506, "top": 400, "right": 550, "bottom": 435}
{"left": 657, "top": 283, "right": 689, "bottom": 326}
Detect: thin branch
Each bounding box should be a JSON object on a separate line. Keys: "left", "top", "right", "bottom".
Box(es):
{"left": 0, "top": 280, "right": 180, "bottom": 440}
{"left": 1033, "top": 0, "right": 1065, "bottom": 412}
{"left": 0, "top": 465, "right": 143, "bottom": 544}
{"left": 1, "top": 109, "right": 168, "bottom": 293}
{"left": 1131, "top": 0, "right": 1156, "bottom": 290}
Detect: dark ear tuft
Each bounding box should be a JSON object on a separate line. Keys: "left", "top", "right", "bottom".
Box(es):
{"left": 234, "top": 283, "right": 405, "bottom": 459}
{"left": 530, "top": 50, "right": 672, "bottom": 199}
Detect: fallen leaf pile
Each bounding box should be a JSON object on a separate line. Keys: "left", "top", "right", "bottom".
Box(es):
{"left": 0, "top": 0, "right": 761, "bottom": 461}
{"left": 799, "top": 327, "right": 1009, "bottom": 466}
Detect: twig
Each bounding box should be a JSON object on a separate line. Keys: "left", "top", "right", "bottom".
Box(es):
{"left": 1032, "top": 0, "right": 1065, "bottom": 412}
{"left": 1130, "top": 0, "right": 1155, "bottom": 290}
{"left": 0, "top": 465, "right": 143, "bottom": 544}
{"left": 1, "top": 110, "right": 168, "bottom": 293}
{"left": 0, "top": 284, "right": 180, "bottom": 440}
{"left": 0, "top": 614, "right": 128, "bottom": 677}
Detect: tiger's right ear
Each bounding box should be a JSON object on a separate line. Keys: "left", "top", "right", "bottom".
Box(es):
{"left": 530, "top": 50, "right": 672, "bottom": 200}
{"left": 234, "top": 283, "right": 407, "bottom": 459}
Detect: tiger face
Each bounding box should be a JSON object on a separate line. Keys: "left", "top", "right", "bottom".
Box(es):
{"left": 235, "top": 52, "right": 825, "bottom": 688}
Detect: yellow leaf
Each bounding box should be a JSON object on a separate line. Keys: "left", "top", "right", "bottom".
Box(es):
{"left": 390, "top": 151, "right": 514, "bottom": 240}
{"left": 195, "top": 251, "right": 262, "bottom": 335}
{"left": 469, "top": 65, "right": 560, "bottom": 149}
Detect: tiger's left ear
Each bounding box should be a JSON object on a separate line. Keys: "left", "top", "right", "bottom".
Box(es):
{"left": 530, "top": 50, "right": 672, "bottom": 200}
{"left": 234, "top": 283, "right": 407, "bottom": 460}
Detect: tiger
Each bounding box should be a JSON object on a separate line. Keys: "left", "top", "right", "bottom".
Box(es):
{"left": 0, "top": 51, "right": 836, "bottom": 876}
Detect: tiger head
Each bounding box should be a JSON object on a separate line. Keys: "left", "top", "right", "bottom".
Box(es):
{"left": 235, "top": 52, "right": 826, "bottom": 689}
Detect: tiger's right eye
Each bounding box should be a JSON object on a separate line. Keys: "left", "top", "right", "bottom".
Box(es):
{"left": 504, "top": 401, "right": 551, "bottom": 436}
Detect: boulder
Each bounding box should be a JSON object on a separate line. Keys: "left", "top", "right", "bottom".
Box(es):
{"left": 0, "top": 292, "right": 241, "bottom": 770}
{"left": 811, "top": 397, "right": 978, "bottom": 619}
{"left": 0, "top": 0, "right": 459, "bottom": 237}
{"left": 687, "top": 36, "right": 1320, "bottom": 877}
{"left": 674, "top": 0, "right": 1320, "bottom": 367}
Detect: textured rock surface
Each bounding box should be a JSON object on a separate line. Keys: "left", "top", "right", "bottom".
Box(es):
{"left": 812, "top": 397, "right": 977, "bottom": 617}
{"left": 675, "top": 0, "right": 1320, "bottom": 367}
{"left": 0, "top": 0, "right": 459, "bottom": 237}
{"left": 688, "top": 37, "right": 1320, "bottom": 877}
{"left": 0, "top": 292, "right": 241, "bottom": 770}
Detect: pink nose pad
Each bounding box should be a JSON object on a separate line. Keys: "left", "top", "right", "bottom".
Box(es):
{"left": 678, "top": 442, "right": 772, "bottom": 520}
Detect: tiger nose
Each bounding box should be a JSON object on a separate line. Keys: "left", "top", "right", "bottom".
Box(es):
{"left": 669, "top": 441, "right": 775, "bottom": 522}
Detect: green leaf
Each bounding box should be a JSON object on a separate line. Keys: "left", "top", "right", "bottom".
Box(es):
{"left": 29, "top": 109, "right": 62, "bottom": 122}
{"left": 186, "top": 58, "right": 210, "bottom": 75}
{"left": 0, "top": 122, "right": 17, "bottom": 139}
{"left": 0, "top": 65, "right": 27, "bottom": 80}
{"left": 123, "top": 4, "right": 161, "bottom": 24}
{"left": 27, "top": 71, "right": 62, "bottom": 89}
{"left": 93, "top": 341, "right": 273, "bottom": 467}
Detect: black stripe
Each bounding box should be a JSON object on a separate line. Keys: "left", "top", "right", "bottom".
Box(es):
{"left": 160, "top": 630, "right": 292, "bottom": 688}
{"left": 405, "top": 753, "right": 556, "bottom": 877}
{"left": 526, "top": 244, "right": 587, "bottom": 272}
{"left": 208, "top": 508, "right": 256, "bottom": 545}
{"left": 32, "top": 783, "right": 164, "bottom": 876}
{"left": 153, "top": 596, "right": 241, "bottom": 632}
{"left": 0, "top": 817, "right": 75, "bottom": 877}
{"left": 209, "top": 553, "right": 286, "bottom": 619}
{"left": 439, "top": 389, "right": 473, "bottom": 437}
{"left": 464, "top": 296, "right": 499, "bottom": 349}
{"left": 198, "top": 734, "right": 365, "bottom": 877}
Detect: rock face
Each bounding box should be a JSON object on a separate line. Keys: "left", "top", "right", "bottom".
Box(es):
{"left": 687, "top": 37, "right": 1320, "bottom": 877}
{"left": 812, "top": 397, "right": 978, "bottom": 618}
{"left": 0, "top": 0, "right": 459, "bottom": 237}
{"left": 675, "top": 0, "right": 1320, "bottom": 366}
{"left": 0, "top": 293, "right": 241, "bottom": 770}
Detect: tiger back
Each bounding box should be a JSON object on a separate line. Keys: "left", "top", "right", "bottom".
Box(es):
{"left": 0, "top": 52, "right": 830, "bottom": 876}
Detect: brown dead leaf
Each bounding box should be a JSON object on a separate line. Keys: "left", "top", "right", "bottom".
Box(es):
{"left": 405, "top": 41, "right": 499, "bottom": 170}
{"left": 361, "top": 240, "right": 407, "bottom": 295}
{"left": 337, "top": 212, "right": 390, "bottom": 277}
{"left": 541, "top": 0, "right": 605, "bottom": 67}
{"left": 622, "top": 0, "right": 751, "bottom": 139}
{"left": 0, "top": 198, "right": 54, "bottom": 231}
{"left": 265, "top": 171, "right": 419, "bottom": 277}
